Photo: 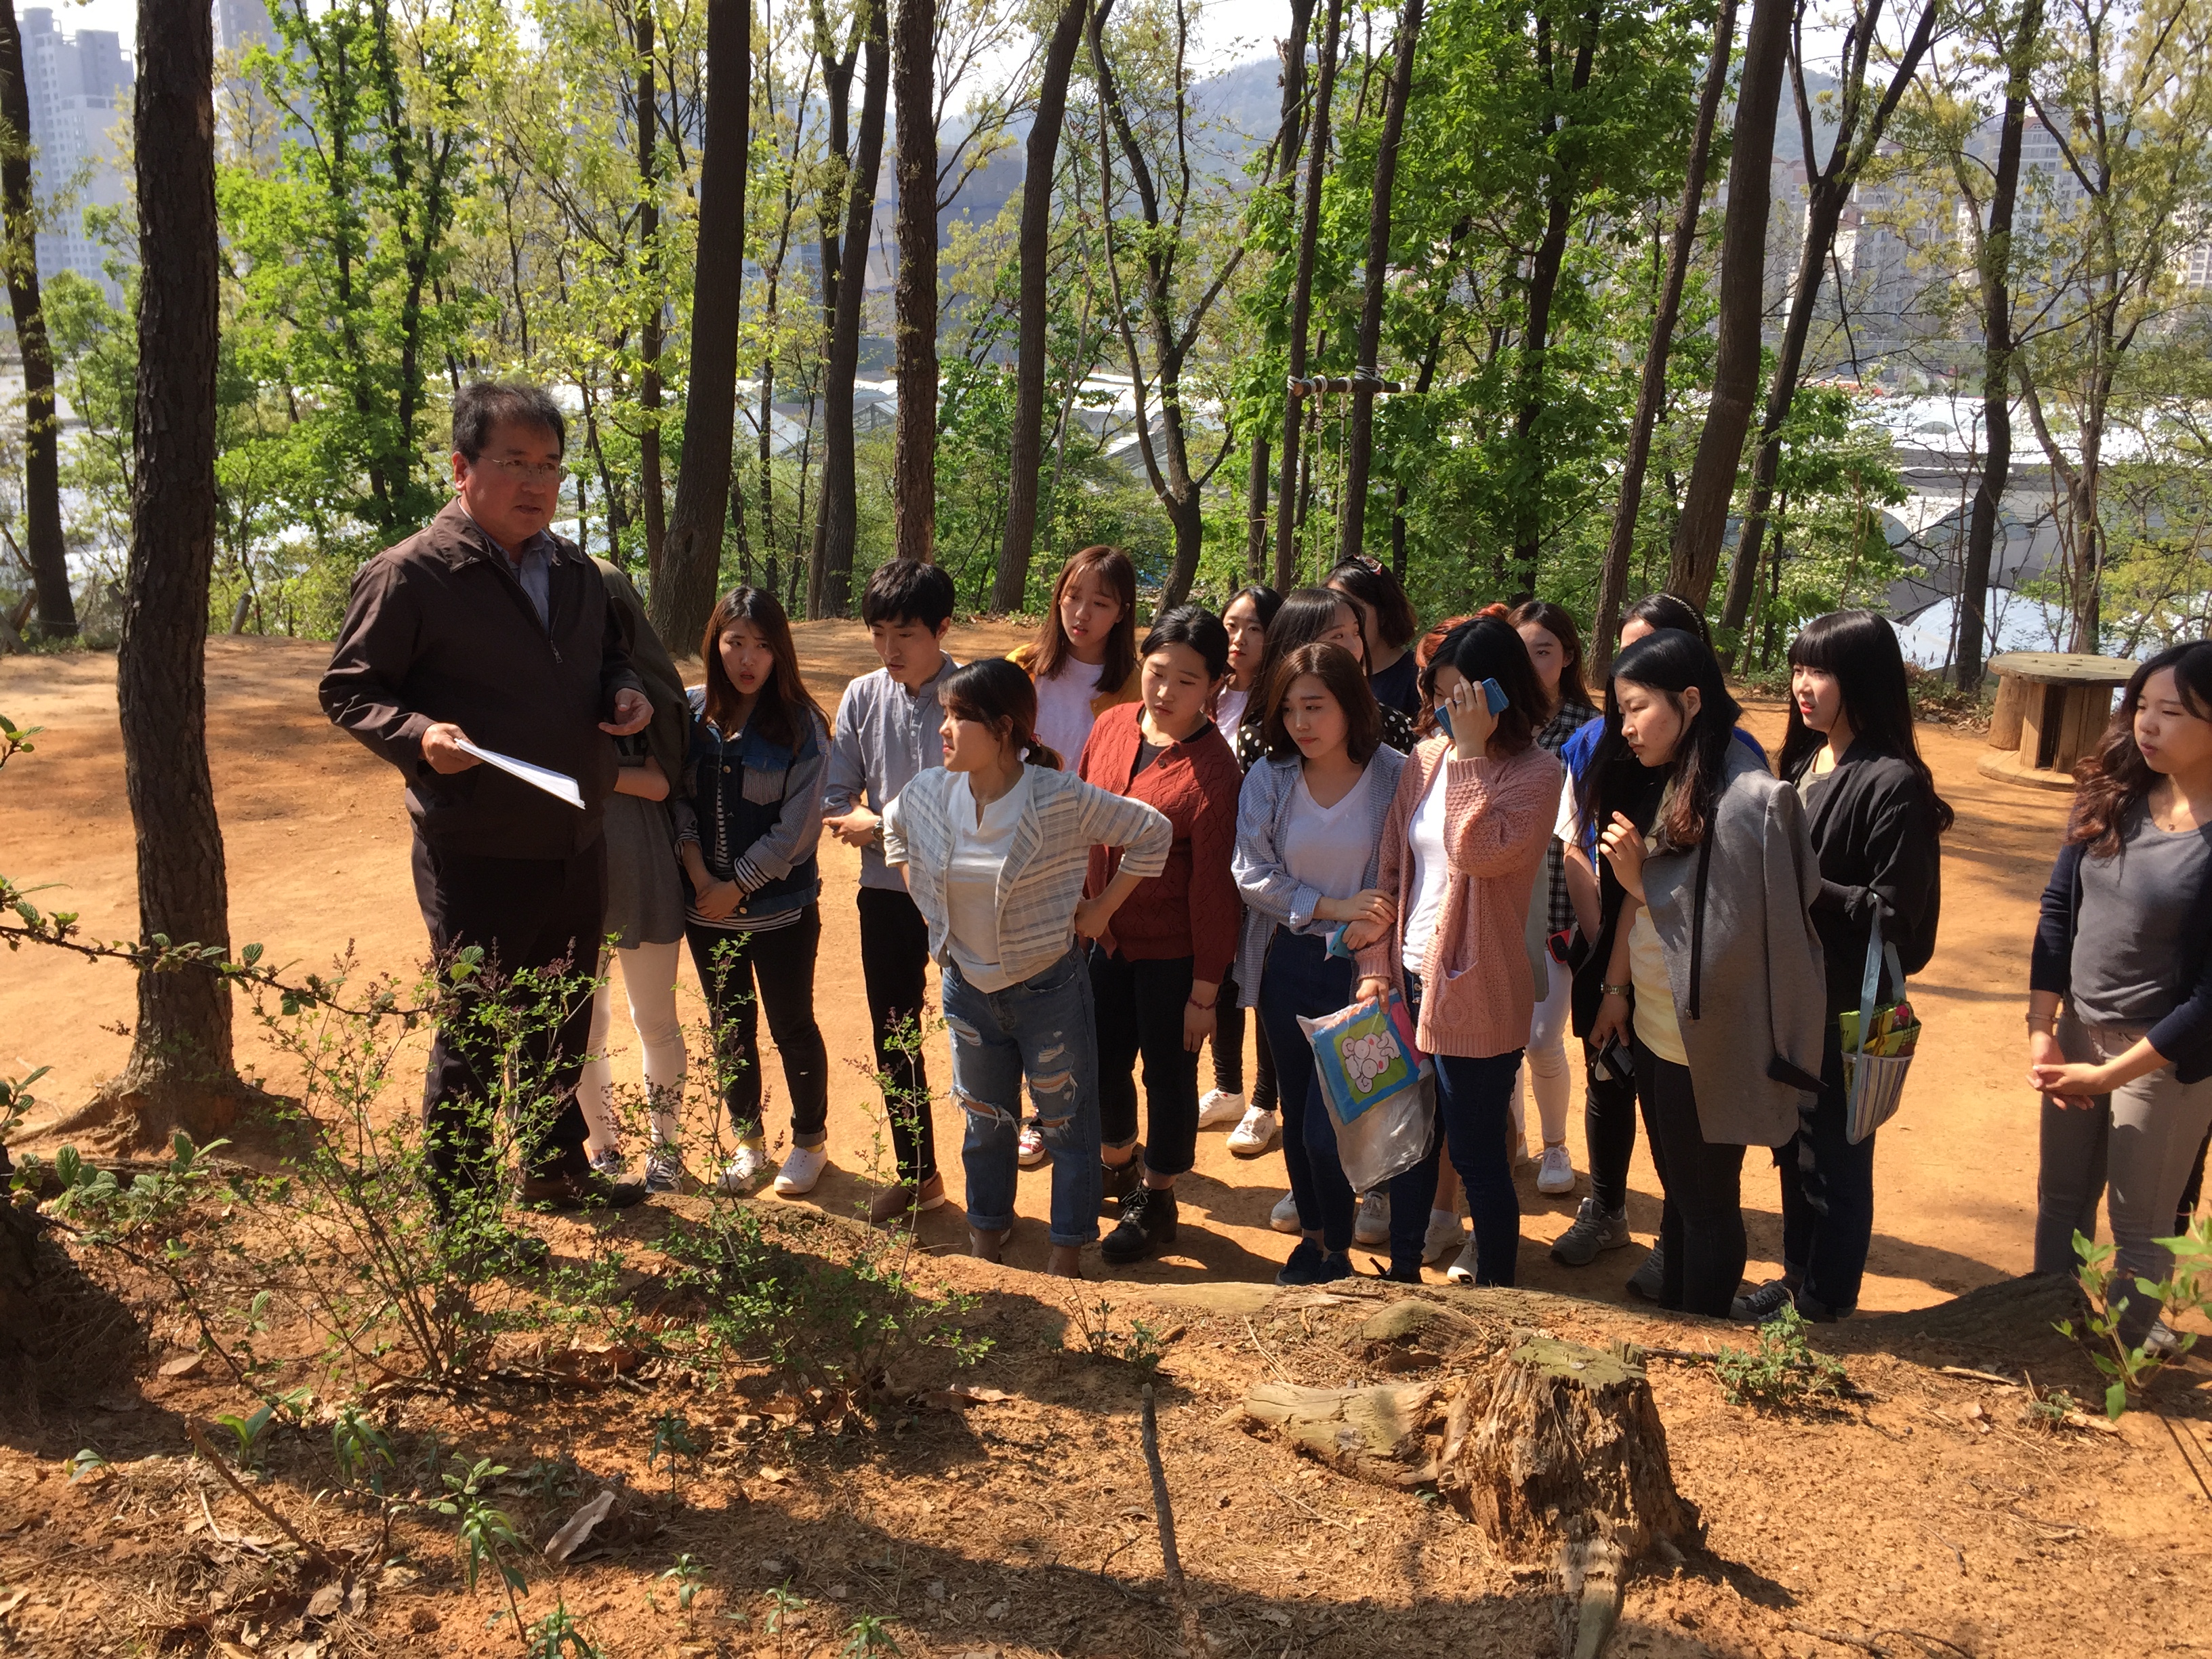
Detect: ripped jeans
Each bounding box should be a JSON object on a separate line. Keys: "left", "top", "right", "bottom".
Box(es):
{"left": 941, "top": 949, "right": 1103, "bottom": 1248}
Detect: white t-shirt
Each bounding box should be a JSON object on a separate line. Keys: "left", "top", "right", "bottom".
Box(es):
{"left": 1281, "top": 768, "right": 1374, "bottom": 903}
{"left": 1033, "top": 662, "right": 1106, "bottom": 770}
{"left": 1212, "top": 685, "right": 1250, "bottom": 747}
{"left": 1400, "top": 764, "right": 1454, "bottom": 979}
{"left": 944, "top": 769, "right": 1031, "bottom": 993}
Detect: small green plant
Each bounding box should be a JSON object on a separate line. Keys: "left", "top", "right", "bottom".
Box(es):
{"left": 844, "top": 1612, "right": 903, "bottom": 1656}
{"left": 2058, "top": 1215, "right": 2212, "bottom": 1416}
{"left": 2024, "top": 1385, "right": 2080, "bottom": 1430}
{"left": 64, "top": 1447, "right": 107, "bottom": 1482}
{"left": 1710, "top": 1305, "right": 1850, "bottom": 1408}
{"left": 523, "top": 1603, "right": 603, "bottom": 1658}
{"left": 213, "top": 1403, "right": 279, "bottom": 1471}
{"left": 1064, "top": 1292, "right": 1166, "bottom": 1376}
{"left": 0, "top": 1064, "right": 47, "bottom": 1147}
{"left": 762, "top": 1584, "right": 807, "bottom": 1635}
{"left": 648, "top": 1409, "right": 703, "bottom": 1479}
{"left": 331, "top": 1406, "right": 397, "bottom": 1494}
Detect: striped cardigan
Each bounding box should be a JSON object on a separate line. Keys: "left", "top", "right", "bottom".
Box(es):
{"left": 884, "top": 763, "right": 1172, "bottom": 987}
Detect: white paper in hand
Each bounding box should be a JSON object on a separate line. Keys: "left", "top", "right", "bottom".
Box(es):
{"left": 454, "top": 739, "right": 586, "bottom": 810}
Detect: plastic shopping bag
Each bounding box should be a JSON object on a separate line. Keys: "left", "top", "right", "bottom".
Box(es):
{"left": 1297, "top": 991, "right": 1435, "bottom": 1191}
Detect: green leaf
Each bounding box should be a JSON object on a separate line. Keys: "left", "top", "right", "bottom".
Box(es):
{"left": 2105, "top": 1381, "right": 2128, "bottom": 1420}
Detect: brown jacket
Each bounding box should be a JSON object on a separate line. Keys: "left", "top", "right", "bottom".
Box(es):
{"left": 319, "top": 499, "right": 644, "bottom": 859}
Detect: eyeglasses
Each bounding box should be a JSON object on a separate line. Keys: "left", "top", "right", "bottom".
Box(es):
{"left": 478, "top": 457, "right": 564, "bottom": 483}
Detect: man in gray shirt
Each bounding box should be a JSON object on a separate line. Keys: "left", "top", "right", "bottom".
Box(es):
{"left": 821, "top": 559, "right": 959, "bottom": 1223}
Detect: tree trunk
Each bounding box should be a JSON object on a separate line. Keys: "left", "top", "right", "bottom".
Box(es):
{"left": 1506, "top": 8, "right": 1599, "bottom": 601}
{"left": 1717, "top": 0, "right": 1942, "bottom": 659}
{"left": 991, "top": 0, "right": 1088, "bottom": 611}
{"left": 1958, "top": 0, "right": 2039, "bottom": 694}
{"left": 890, "top": 0, "right": 937, "bottom": 566}
{"left": 1275, "top": 0, "right": 1343, "bottom": 590}
{"left": 654, "top": 0, "right": 751, "bottom": 655}
{"left": 811, "top": 0, "right": 886, "bottom": 618}
{"left": 635, "top": 6, "right": 667, "bottom": 586}
{"left": 70, "top": 0, "right": 243, "bottom": 1149}
{"left": 1244, "top": 433, "right": 1271, "bottom": 579}
{"left": 1591, "top": 0, "right": 1734, "bottom": 676}
{"left": 1338, "top": 0, "right": 1421, "bottom": 569}
{"left": 1664, "top": 0, "right": 1790, "bottom": 612}
{"left": 0, "top": 3, "right": 70, "bottom": 640}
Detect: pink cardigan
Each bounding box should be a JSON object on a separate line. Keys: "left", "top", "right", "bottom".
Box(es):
{"left": 1354, "top": 737, "right": 1562, "bottom": 1059}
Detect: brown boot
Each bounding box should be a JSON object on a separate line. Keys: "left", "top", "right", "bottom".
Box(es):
{"left": 868, "top": 1172, "right": 947, "bottom": 1226}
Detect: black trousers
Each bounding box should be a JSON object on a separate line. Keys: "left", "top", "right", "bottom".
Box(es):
{"left": 1584, "top": 1034, "right": 1640, "bottom": 1214}
{"left": 1635, "top": 1050, "right": 1748, "bottom": 1318}
{"left": 857, "top": 884, "right": 936, "bottom": 1184}
{"left": 686, "top": 907, "right": 830, "bottom": 1146}
{"left": 1210, "top": 966, "right": 1279, "bottom": 1113}
{"left": 1092, "top": 945, "right": 1201, "bottom": 1177}
{"left": 412, "top": 833, "right": 603, "bottom": 1195}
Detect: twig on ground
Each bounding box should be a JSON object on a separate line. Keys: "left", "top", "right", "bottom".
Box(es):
{"left": 1938, "top": 1366, "right": 2020, "bottom": 1387}
{"left": 1267, "top": 1479, "right": 1355, "bottom": 1534}
{"left": 1783, "top": 1621, "right": 1977, "bottom": 1658}
{"left": 1139, "top": 1383, "right": 1206, "bottom": 1656}
{"left": 2154, "top": 1409, "right": 2212, "bottom": 1506}
{"left": 1921, "top": 1523, "right": 1967, "bottom": 1573}
{"left": 184, "top": 1420, "right": 342, "bottom": 1570}
{"left": 1244, "top": 1317, "right": 1292, "bottom": 1382}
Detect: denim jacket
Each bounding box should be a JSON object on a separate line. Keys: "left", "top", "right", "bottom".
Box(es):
{"left": 671, "top": 688, "right": 828, "bottom": 920}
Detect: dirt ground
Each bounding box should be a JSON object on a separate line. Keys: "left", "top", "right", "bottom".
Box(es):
{"left": 3, "top": 630, "right": 2212, "bottom": 1659}
{"left": 0, "top": 626, "right": 2099, "bottom": 1306}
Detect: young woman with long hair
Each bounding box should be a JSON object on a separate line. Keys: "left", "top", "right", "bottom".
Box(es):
{"left": 882, "top": 659, "right": 1172, "bottom": 1276}
{"left": 1233, "top": 643, "right": 1406, "bottom": 1284}
{"left": 1745, "top": 611, "right": 1952, "bottom": 1322}
{"left": 1326, "top": 556, "right": 1423, "bottom": 716}
{"left": 1235, "top": 588, "right": 1415, "bottom": 766}
{"left": 1202, "top": 585, "right": 1285, "bottom": 1155}
{"left": 1551, "top": 594, "right": 1770, "bottom": 1294}
{"left": 577, "top": 560, "right": 691, "bottom": 1192}
{"left": 2028, "top": 640, "right": 2212, "bottom": 1351}
{"left": 1582, "top": 630, "right": 1826, "bottom": 1318}
{"left": 675, "top": 587, "right": 834, "bottom": 1196}
{"left": 1077, "top": 607, "right": 1246, "bottom": 1264}
{"left": 1507, "top": 599, "right": 1602, "bottom": 1203}
{"left": 1352, "top": 619, "right": 1563, "bottom": 1284}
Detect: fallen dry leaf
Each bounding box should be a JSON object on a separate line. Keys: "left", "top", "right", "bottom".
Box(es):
{"left": 756, "top": 1466, "right": 791, "bottom": 1484}
{"left": 927, "top": 1385, "right": 1012, "bottom": 1410}
{"left": 0, "top": 1589, "right": 28, "bottom": 1618}
{"left": 543, "top": 1490, "right": 619, "bottom": 1564}
{"left": 304, "top": 1582, "right": 343, "bottom": 1622}
{"left": 159, "top": 1354, "right": 206, "bottom": 1380}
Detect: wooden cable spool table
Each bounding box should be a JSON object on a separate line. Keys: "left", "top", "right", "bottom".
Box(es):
{"left": 1977, "top": 651, "right": 2137, "bottom": 790}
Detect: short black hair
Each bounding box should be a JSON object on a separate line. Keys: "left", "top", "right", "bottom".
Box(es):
{"left": 1326, "top": 558, "right": 1420, "bottom": 651}
{"left": 860, "top": 558, "right": 957, "bottom": 631}
{"left": 1141, "top": 603, "right": 1231, "bottom": 679}
{"left": 453, "top": 380, "right": 565, "bottom": 462}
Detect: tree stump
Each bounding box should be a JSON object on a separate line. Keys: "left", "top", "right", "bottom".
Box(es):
{"left": 1237, "top": 1334, "right": 1700, "bottom": 1658}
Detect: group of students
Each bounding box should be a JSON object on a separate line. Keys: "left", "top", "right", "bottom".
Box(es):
{"left": 580, "top": 537, "right": 2211, "bottom": 1335}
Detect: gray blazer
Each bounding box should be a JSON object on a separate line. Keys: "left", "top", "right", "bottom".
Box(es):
{"left": 1641, "top": 741, "right": 1826, "bottom": 1147}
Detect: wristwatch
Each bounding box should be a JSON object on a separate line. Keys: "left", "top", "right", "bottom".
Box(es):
{"left": 1600, "top": 982, "right": 1633, "bottom": 998}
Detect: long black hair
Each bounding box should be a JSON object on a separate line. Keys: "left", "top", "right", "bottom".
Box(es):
{"left": 1578, "top": 629, "right": 1744, "bottom": 851}
{"left": 1240, "top": 587, "right": 1357, "bottom": 729}
{"left": 1621, "top": 591, "right": 1714, "bottom": 651}
{"left": 699, "top": 586, "right": 826, "bottom": 750}
{"left": 1779, "top": 610, "right": 1954, "bottom": 832}
{"left": 2070, "top": 640, "right": 2212, "bottom": 856}
{"left": 1419, "top": 616, "right": 1544, "bottom": 757}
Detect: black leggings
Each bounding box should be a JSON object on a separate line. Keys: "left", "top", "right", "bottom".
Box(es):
{"left": 1584, "top": 1034, "right": 1639, "bottom": 1214}
{"left": 686, "top": 909, "right": 830, "bottom": 1147}
{"left": 1210, "top": 966, "right": 1279, "bottom": 1112}
{"left": 1092, "top": 947, "right": 1201, "bottom": 1176}
{"left": 857, "top": 885, "right": 935, "bottom": 1184}
{"left": 1636, "top": 1050, "right": 1747, "bottom": 1317}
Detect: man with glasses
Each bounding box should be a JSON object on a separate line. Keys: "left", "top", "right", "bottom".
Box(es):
{"left": 321, "top": 381, "right": 654, "bottom": 1239}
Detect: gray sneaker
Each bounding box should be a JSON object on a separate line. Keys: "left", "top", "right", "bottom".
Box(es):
{"left": 1732, "top": 1278, "right": 1795, "bottom": 1324}
{"left": 642, "top": 1147, "right": 684, "bottom": 1194}
{"left": 1625, "top": 1237, "right": 1667, "bottom": 1301}
{"left": 1550, "top": 1197, "right": 1630, "bottom": 1266}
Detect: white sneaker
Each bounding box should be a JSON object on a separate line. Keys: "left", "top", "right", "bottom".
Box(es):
{"left": 1227, "top": 1106, "right": 1279, "bottom": 1157}
{"left": 589, "top": 1143, "right": 627, "bottom": 1178}
{"left": 716, "top": 1138, "right": 773, "bottom": 1194}
{"left": 1269, "top": 1190, "right": 1303, "bottom": 1234}
{"left": 773, "top": 1143, "right": 828, "bottom": 1197}
{"left": 1197, "top": 1089, "right": 1247, "bottom": 1130}
{"left": 1536, "top": 1144, "right": 1576, "bottom": 1195}
{"left": 1446, "top": 1236, "right": 1479, "bottom": 1284}
{"left": 1353, "top": 1190, "right": 1391, "bottom": 1246}
{"left": 1016, "top": 1120, "right": 1049, "bottom": 1168}
{"left": 1422, "top": 1210, "right": 1465, "bottom": 1265}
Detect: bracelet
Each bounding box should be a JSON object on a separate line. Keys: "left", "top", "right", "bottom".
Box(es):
{"left": 1187, "top": 997, "right": 1216, "bottom": 1012}
{"left": 2026, "top": 1014, "right": 2057, "bottom": 1032}
{"left": 1600, "top": 982, "right": 1633, "bottom": 998}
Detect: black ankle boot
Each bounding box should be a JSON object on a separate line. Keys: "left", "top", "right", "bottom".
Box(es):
{"left": 1101, "top": 1185, "right": 1178, "bottom": 1264}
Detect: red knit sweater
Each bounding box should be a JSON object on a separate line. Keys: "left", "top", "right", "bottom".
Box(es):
{"left": 1354, "top": 737, "right": 1562, "bottom": 1059}
{"left": 1076, "top": 701, "right": 1245, "bottom": 986}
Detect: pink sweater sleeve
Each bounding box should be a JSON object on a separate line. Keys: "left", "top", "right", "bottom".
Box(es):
{"left": 1444, "top": 748, "right": 1562, "bottom": 878}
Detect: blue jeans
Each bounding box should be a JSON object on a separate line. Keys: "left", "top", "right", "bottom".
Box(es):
{"left": 1406, "top": 970, "right": 1523, "bottom": 1286}
{"left": 941, "top": 949, "right": 1103, "bottom": 1248}
{"left": 1261, "top": 929, "right": 1409, "bottom": 1254}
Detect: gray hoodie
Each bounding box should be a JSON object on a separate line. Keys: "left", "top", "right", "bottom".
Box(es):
{"left": 1640, "top": 741, "right": 1827, "bottom": 1147}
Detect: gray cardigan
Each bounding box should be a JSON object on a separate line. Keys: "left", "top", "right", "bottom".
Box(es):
{"left": 1639, "top": 741, "right": 1827, "bottom": 1147}
{"left": 1231, "top": 747, "right": 1408, "bottom": 1007}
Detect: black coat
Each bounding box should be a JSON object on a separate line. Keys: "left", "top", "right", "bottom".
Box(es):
{"left": 1785, "top": 740, "right": 1944, "bottom": 1017}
